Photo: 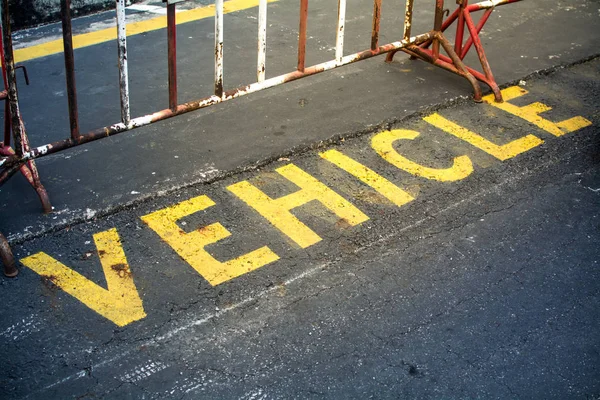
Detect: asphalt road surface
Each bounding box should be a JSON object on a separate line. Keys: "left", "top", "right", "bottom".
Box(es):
{"left": 1, "top": 0, "right": 599, "bottom": 399}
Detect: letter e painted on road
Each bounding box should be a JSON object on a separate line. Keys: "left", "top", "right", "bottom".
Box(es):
{"left": 20, "top": 228, "right": 146, "bottom": 327}
{"left": 371, "top": 129, "right": 473, "bottom": 182}
{"left": 424, "top": 113, "right": 543, "bottom": 161}
{"left": 483, "top": 86, "right": 592, "bottom": 137}
{"left": 227, "top": 164, "right": 369, "bottom": 248}
{"left": 141, "top": 195, "right": 279, "bottom": 286}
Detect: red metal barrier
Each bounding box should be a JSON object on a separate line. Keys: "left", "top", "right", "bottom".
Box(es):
{"left": 0, "top": 0, "right": 522, "bottom": 277}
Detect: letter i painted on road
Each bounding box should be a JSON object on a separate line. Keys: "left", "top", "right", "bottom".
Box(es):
{"left": 320, "top": 149, "right": 415, "bottom": 207}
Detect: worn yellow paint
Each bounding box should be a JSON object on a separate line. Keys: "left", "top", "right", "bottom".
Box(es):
{"left": 14, "top": 0, "right": 279, "bottom": 63}
{"left": 320, "top": 149, "right": 415, "bottom": 207}
{"left": 371, "top": 129, "right": 473, "bottom": 182}
{"left": 20, "top": 229, "right": 146, "bottom": 326}
{"left": 423, "top": 113, "right": 544, "bottom": 161}
{"left": 483, "top": 86, "right": 592, "bottom": 137}
{"left": 227, "top": 164, "right": 369, "bottom": 248}
{"left": 141, "top": 195, "right": 279, "bottom": 286}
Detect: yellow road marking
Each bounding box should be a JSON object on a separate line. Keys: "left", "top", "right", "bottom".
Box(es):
{"left": 320, "top": 149, "right": 415, "bottom": 207}
{"left": 20, "top": 229, "right": 146, "bottom": 327}
{"left": 141, "top": 195, "right": 279, "bottom": 286}
{"left": 227, "top": 163, "right": 369, "bottom": 248}
{"left": 424, "top": 113, "right": 544, "bottom": 161}
{"left": 483, "top": 86, "right": 592, "bottom": 137}
{"left": 14, "top": 0, "right": 279, "bottom": 63}
{"left": 371, "top": 129, "right": 474, "bottom": 182}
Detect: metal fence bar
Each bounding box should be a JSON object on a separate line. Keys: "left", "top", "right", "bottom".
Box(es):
{"left": 257, "top": 0, "right": 267, "bottom": 82}
{"left": 214, "top": 0, "right": 224, "bottom": 98}
{"left": 3, "top": 32, "right": 433, "bottom": 165}
{"left": 297, "top": 0, "right": 308, "bottom": 72}
{"left": 335, "top": 0, "right": 346, "bottom": 64}
{"left": 1, "top": 0, "right": 25, "bottom": 156}
{"left": 403, "top": 0, "right": 414, "bottom": 41}
{"left": 371, "top": 0, "right": 381, "bottom": 51}
{"left": 116, "top": 0, "right": 131, "bottom": 125}
{"left": 167, "top": 2, "right": 178, "bottom": 110}
{"left": 60, "top": 0, "right": 80, "bottom": 140}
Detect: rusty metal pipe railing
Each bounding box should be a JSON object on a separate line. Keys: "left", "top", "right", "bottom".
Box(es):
{"left": 257, "top": 0, "right": 267, "bottom": 82}
{"left": 0, "top": 0, "right": 525, "bottom": 170}
{"left": 297, "top": 0, "right": 308, "bottom": 73}
{"left": 371, "top": 0, "right": 381, "bottom": 51}
{"left": 335, "top": 0, "right": 346, "bottom": 65}
{"left": 0, "top": 32, "right": 435, "bottom": 168}
{"left": 167, "top": 2, "right": 178, "bottom": 111}
{"left": 60, "top": 0, "right": 80, "bottom": 141}
{"left": 116, "top": 0, "right": 131, "bottom": 124}
{"left": 214, "top": 0, "right": 224, "bottom": 98}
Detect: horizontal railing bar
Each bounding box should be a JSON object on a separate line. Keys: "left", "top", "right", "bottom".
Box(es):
{"left": 0, "top": 32, "right": 433, "bottom": 167}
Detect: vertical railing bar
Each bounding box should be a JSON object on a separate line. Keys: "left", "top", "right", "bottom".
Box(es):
{"left": 1, "top": 0, "right": 25, "bottom": 156}
{"left": 60, "top": 0, "right": 80, "bottom": 140}
{"left": 432, "top": 0, "right": 444, "bottom": 59}
{"left": 403, "top": 0, "right": 414, "bottom": 41}
{"left": 335, "top": 0, "right": 346, "bottom": 64}
{"left": 214, "top": 0, "right": 224, "bottom": 98}
{"left": 116, "top": 0, "right": 131, "bottom": 124}
{"left": 371, "top": 0, "right": 381, "bottom": 51}
{"left": 297, "top": 0, "right": 308, "bottom": 72}
{"left": 167, "top": 2, "right": 178, "bottom": 110}
{"left": 257, "top": 0, "right": 267, "bottom": 82}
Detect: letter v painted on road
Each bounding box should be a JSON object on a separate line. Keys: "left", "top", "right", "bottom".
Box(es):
{"left": 20, "top": 229, "right": 146, "bottom": 327}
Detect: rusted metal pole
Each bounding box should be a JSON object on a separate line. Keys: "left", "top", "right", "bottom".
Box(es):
{"left": 167, "top": 2, "right": 178, "bottom": 110}
{"left": 1, "top": 0, "right": 26, "bottom": 156}
{"left": 455, "top": 0, "right": 467, "bottom": 55}
{"left": 214, "top": 0, "right": 224, "bottom": 98}
{"left": 297, "top": 0, "right": 308, "bottom": 72}
{"left": 0, "top": 232, "right": 17, "bottom": 277}
{"left": 60, "top": 0, "right": 80, "bottom": 141}
{"left": 257, "top": 0, "right": 267, "bottom": 82}
{"left": 116, "top": 0, "right": 131, "bottom": 124}
{"left": 403, "top": 0, "right": 414, "bottom": 41}
{"left": 0, "top": 23, "right": 11, "bottom": 146}
{"left": 460, "top": 8, "right": 493, "bottom": 59}
{"left": 371, "top": 0, "right": 381, "bottom": 51}
{"left": 335, "top": 0, "right": 346, "bottom": 64}
{"left": 432, "top": 0, "right": 444, "bottom": 60}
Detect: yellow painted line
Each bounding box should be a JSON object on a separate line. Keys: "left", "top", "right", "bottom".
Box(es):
{"left": 141, "top": 194, "right": 279, "bottom": 286}
{"left": 320, "top": 149, "right": 415, "bottom": 207}
{"left": 14, "top": 0, "right": 279, "bottom": 63}
{"left": 227, "top": 163, "right": 369, "bottom": 249}
{"left": 423, "top": 113, "right": 544, "bottom": 161}
{"left": 20, "top": 228, "right": 146, "bottom": 327}
{"left": 483, "top": 86, "right": 592, "bottom": 137}
{"left": 371, "top": 129, "right": 474, "bottom": 182}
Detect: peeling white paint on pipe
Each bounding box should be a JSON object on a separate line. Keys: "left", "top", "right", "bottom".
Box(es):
{"left": 335, "top": 0, "right": 346, "bottom": 65}
{"left": 116, "top": 0, "right": 130, "bottom": 125}
{"left": 214, "top": 0, "right": 224, "bottom": 97}
{"left": 257, "top": 0, "right": 267, "bottom": 82}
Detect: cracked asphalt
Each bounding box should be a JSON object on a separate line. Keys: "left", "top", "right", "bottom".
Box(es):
{"left": 2, "top": 58, "right": 600, "bottom": 398}
{"left": 1, "top": 0, "right": 600, "bottom": 398}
